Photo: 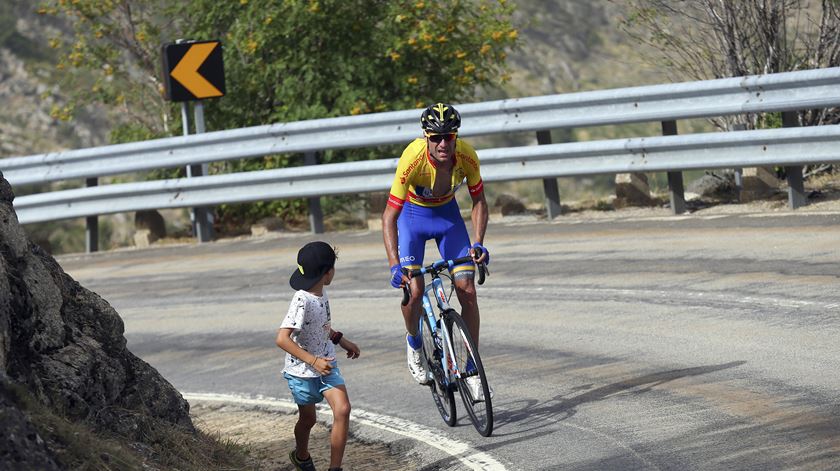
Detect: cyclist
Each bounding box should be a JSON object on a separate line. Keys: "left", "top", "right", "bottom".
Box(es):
{"left": 382, "top": 102, "right": 491, "bottom": 400}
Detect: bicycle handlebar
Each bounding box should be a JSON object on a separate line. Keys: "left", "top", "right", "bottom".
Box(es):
{"left": 400, "top": 247, "right": 487, "bottom": 306}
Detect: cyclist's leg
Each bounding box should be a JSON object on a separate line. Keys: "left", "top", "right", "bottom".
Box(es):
{"left": 397, "top": 202, "right": 429, "bottom": 337}
{"left": 435, "top": 200, "right": 481, "bottom": 348}
{"left": 398, "top": 202, "right": 434, "bottom": 384}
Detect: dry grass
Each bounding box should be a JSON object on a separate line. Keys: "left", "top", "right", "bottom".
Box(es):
{"left": 4, "top": 382, "right": 255, "bottom": 470}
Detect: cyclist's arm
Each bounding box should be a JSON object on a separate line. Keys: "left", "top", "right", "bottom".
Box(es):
{"left": 382, "top": 204, "right": 401, "bottom": 267}
{"left": 470, "top": 190, "right": 488, "bottom": 247}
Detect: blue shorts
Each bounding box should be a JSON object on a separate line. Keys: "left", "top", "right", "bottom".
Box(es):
{"left": 283, "top": 364, "right": 345, "bottom": 405}
{"left": 397, "top": 199, "right": 474, "bottom": 276}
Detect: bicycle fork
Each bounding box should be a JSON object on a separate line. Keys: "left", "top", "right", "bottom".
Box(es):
{"left": 420, "top": 279, "right": 462, "bottom": 390}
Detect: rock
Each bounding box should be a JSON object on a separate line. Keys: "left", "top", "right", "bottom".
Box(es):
{"left": 614, "top": 173, "right": 655, "bottom": 208}
{"left": 0, "top": 378, "right": 60, "bottom": 471}
{"left": 0, "top": 173, "right": 194, "bottom": 466}
{"left": 739, "top": 167, "right": 779, "bottom": 202}
{"left": 134, "top": 210, "right": 166, "bottom": 241}
{"left": 133, "top": 229, "right": 154, "bottom": 248}
{"left": 493, "top": 193, "right": 528, "bottom": 216}
{"left": 687, "top": 171, "right": 738, "bottom": 202}
{"left": 250, "top": 217, "right": 285, "bottom": 237}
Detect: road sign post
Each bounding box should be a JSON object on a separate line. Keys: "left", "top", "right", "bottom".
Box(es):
{"left": 163, "top": 39, "right": 225, "bottom": 243}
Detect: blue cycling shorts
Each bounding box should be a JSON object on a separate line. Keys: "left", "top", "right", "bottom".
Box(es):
{"left": 397, "top": 199, "right": 475, "bottom": 277}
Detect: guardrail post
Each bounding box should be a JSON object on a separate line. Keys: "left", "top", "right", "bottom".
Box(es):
{"left": 536, "top": 130, "right": 561, "bottom": 219}
{"left": 782, "top": 111, "right": 806, "bottom": 209}
{"left": 731, "top": 123, "right": 747, "bottom": 198}
{"left": 661, "top": 120, "right": 685, "bottom": 214}
{"left": 192, "top": 102, "right": 215, "bottom": 242}
{"left": 304, "top": 151, "right": 324, "bottom": 233}
{"left": 85, "top": 177, "right": 98, "bottom": 252}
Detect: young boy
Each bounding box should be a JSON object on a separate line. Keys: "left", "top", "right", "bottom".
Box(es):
{"left": 276, "top": 241, "right": 361, "bottom": 471}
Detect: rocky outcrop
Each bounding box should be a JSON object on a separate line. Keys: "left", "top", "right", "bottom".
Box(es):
{"left": 0, "top": 172, "right": 193, "bottom": 466}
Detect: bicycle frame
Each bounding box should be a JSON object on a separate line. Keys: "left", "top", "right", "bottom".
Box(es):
{"left": 419, "top": 272, "right": 462, "bottom": 388}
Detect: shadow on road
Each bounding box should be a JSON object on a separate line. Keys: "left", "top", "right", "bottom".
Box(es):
{"left": 493, "top": 360, "right": 746, "bottom": 436}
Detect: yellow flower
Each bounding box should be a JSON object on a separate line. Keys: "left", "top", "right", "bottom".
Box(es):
{"left": 389, "top": 51, "right": 401, "bottom": 61}
{"left": 491, "top": 31, "right": 503, "bottom": 41}
{"left": 455, "top": 50, "right": 467, "bottom": 59}
{"left": 309, "top": 1, "right": 321, "bottom": 13}
{"left": 436, "top": 35, "right": 447, "bottom": 43}
{"left": 103, "top": 64, "right": 113, "bottom": 76}
{"left": 135, "top": 31, "right": 147, "bottom": 42}
{"left": 408, "top": 38, "right": 417, "bottom": 46}
{"left": 48, "top": 38, "right": 60, "bottom": 49}
{"left": 264, "top": 16, "right": 273, "bottom": 25}
{"left": 463, "top": 64, "right": 475, "bottom": 74}
{"left": 407, "top": 76, "right": 418, "bottom": 85}
{"left": 415, "top": 1, "right": 425, "bottom": 9}
{"left": 37, "top": 7, "right": 47, "bottom": 14}
{"left": 421, "top": 32, "right": 432, "bottom": 42}
{"left": 508, "top": 30, "right": 518, "bottom": 40}
{"left": 247, "top": 40, "right": 258, "bottom": 53}
{"left": 395, "top": 14, "right": 405, "bottom": 23}
{"left": 350, "top": 106, "right": 362, "bottom": 115}
{"left": 480, "top": 44, "right": 491, "bottom": 54}
{"left": 240, "top": 0, "right": 248, "bottom": 4}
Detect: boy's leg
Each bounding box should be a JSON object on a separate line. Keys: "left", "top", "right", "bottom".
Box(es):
{"left": 294, "top": 403, "right": 317, "bottom": 460}
{"left": 322, "top": 385, "right": 351, "bottom": 470}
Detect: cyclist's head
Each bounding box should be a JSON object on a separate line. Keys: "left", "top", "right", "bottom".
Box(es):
{"left": 420, "top": 103, "right": 461, "bottom": 134}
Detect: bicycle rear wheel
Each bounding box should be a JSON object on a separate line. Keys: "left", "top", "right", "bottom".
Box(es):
{"left": 445, "top": 309, "right": 494, "bottom": 436}
{"left": 420, "top": 312, "right": 456, "bottom": 426}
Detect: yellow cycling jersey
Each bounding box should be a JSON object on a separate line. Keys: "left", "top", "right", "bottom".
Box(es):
{"left": 387, "top": 138, "right": 484, "bottom": 209}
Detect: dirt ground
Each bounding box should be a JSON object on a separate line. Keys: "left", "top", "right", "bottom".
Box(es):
{"left": 190, "top": 401, "right": 418, "bottom": 471}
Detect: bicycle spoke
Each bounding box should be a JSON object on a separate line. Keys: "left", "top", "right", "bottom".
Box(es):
{"left": 446, "top": 309, "right": 494, "bottom": 436}
{"left": 420, "top": 312, "right": 456, "bottom": 426}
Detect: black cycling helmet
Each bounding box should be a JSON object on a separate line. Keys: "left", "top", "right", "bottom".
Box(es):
{"left": 420, "top": 103, "right": 461, "bottom": 134}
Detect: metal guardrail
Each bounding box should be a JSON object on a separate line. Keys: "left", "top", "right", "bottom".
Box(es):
{"left": 14, "top": 125, "right": 840, "bottom": 224}
{"left": 4, "top": 67, "right": 840, "bottom": 186}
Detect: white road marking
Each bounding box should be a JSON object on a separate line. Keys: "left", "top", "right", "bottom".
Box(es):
{"left": 183, "top": 392, "right": 508, "bottom": 471}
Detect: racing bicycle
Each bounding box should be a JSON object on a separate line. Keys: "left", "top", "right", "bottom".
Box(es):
{"left": 401, "top": 250, "right": 493, "bottom": 436}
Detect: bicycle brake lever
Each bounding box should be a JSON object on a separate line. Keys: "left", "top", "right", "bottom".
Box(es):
{"left": 401, "top": 268, "right": 410, "bottom": 306}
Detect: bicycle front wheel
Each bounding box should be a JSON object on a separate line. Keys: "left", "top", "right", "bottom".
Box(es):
{"left": 420, "top": 312, "right": 456, "bottom": 426}
{"left": 445, "top": 309, "right": 494, "bottom": 436}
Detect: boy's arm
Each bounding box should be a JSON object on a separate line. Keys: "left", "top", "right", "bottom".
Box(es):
{"left": 275, "top": 328, "right": 334, "bottom": 374}
{"left": 330, "top": 328, "right": 360, "bottom": 359}
{"left": 339, "top": 337, "right": 360, "bottom": 359}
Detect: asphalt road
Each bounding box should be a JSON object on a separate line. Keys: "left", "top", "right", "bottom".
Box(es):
{"left": 57, "top": 209, "right": 840, "bottom": 470}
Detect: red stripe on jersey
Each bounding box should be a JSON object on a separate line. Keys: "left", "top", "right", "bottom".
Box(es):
{"left": 407, "top": 190, "right": 452, "bottom": 204}
{"left": 468, "top": 179, "right": 484, "bottom": 195}
{"left": 387, "top": 194, "right": 405, "bottom": 209}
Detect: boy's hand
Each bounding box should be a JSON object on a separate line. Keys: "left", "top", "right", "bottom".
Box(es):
{"left": 312, "top": 356, "right": 336, "bottom": 375}
{"left": 342, "top": 340, "right": 361, "bottom": 359}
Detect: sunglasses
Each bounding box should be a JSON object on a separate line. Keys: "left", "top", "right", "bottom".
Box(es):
{"left": 426, "top": 133, "right": 457, "bottom": 143}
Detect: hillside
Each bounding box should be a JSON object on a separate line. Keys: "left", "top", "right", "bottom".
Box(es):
{"left": 0, "top": 0, "right": 662, "bottom": 159}
{"left": 0, "top": 0, "right": 108, "bottom": 158}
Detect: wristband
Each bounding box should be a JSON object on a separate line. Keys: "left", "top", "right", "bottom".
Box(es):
{"left": 330, "top": 331, "right": 343, "bottom": 345}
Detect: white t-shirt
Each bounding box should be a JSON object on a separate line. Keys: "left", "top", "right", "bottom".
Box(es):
{"left": 280, "top": 289, "right": 335, "bottom": 378}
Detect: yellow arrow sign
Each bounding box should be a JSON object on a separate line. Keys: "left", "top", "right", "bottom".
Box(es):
{"left": 170, "top": 42, "right": 223, "bottom": 99}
